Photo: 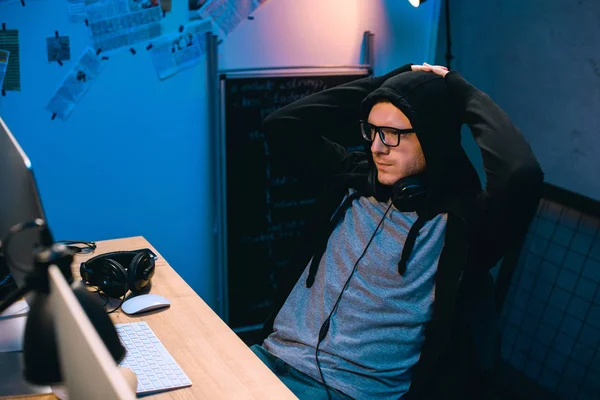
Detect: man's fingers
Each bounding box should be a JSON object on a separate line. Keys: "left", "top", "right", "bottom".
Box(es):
{"left": 423, "top": 62, "right": 448, "bottom": 71}
{"left": 413, "top": 63, "right": 448, "bottom": 77}
{"left": 411, "top": 65, "right": 433, "bottom": 72}
{"left": 430, "top": 66, "right": 449, "bottom": 77}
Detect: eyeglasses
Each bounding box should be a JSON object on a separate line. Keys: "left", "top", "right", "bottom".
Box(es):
{"left": 359, "top": 121, "right": 415, "bottom": 147}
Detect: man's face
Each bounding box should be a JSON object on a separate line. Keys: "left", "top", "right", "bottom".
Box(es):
{"left": 368, "top": 102, "right": 426, "bottom": 186}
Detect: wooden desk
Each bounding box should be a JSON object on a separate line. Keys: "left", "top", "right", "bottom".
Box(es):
{"left": 7, "top": 236, "right": 297, "bottom": 400}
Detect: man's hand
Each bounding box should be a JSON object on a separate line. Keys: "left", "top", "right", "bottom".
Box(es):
{"left": 411, "top": 62, "right": 449, "bottom": 77}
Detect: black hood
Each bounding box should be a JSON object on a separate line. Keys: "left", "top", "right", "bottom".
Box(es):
{"left": 361, "top": 71, "right": 481, "bottom": 206}
{"left": 305, "top": 71, "right": 486, "bottom": 287}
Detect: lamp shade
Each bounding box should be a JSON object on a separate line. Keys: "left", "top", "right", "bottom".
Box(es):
{"left": 409, "top": 0, "right": 428, "bottom": 7}
{"left": 22, "top": 283, "right": 125, "bottom": 384}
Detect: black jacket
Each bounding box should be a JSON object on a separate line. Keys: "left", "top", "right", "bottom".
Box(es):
{"left": 259, "top": 64, "right": 544, "bottom": 399}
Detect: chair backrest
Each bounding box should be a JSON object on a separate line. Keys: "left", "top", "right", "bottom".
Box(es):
{"left": 494, "top": 182, "right": 600, "bottom": 315}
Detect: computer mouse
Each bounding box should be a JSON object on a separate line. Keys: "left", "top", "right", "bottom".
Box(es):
{"left": 121, "top": 294, "right": 171, "bottom": 315}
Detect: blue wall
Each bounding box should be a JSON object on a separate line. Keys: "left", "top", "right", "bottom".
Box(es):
{"left": 435, "top": 0, "right": 600, "bottom": 201}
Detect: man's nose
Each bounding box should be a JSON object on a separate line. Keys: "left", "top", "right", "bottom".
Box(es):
{"left": 371, "top": 133, "right": 388, "bottom": 154}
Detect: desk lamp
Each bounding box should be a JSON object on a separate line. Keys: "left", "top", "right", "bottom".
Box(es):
{"left": 0, "top": 219, "right": 125, "bottom": 384}
{"left": 409, "top": 0, "right": 428, "bottom": 7}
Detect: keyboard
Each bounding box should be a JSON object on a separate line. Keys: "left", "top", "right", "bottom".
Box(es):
{"left": 115, "top": 322, "right": 192, "bottom": 395}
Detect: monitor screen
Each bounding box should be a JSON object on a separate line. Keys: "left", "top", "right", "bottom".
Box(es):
{"left": 0, "top": 116, "right": 50, "bottom": 304}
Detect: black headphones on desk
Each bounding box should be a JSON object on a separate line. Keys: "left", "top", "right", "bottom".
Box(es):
{"left": 79, "top": 249, "right": 157, "bottom": 298}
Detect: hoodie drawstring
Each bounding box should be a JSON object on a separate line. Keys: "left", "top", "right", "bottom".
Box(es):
{"left": 398, "top": 213, "right": 431, "bottom": 275}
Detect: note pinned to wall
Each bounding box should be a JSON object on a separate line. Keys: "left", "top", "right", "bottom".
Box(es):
{"left": 196, "top": 0, "right": 268, "bottom": 35}
{"left": 86, "top": 0, "right": 163, "bottom": 53}
{"left": 150, "top": 19, "right": 211, "bottom": 80}
{"left": 47, "top": 35, "right": 71, "bottom": 63}
{"left": 161, "top": 0, "right": 172, "bottom": 12}
{"left": 0, "top": 29, "right": 20, "bottom": 92}
{"left": 188, "top": 0, "right": 208, "bottom": 20}
{"left": 0, "top": 50, "right": 9, "bottom": 90}
{"left": 46, "top": 48, "right": 105, "bottom": 120}
{"left": 67, "top": 0, "right": 88, "bottom": 22}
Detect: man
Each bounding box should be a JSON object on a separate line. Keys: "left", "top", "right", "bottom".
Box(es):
{"left": 250, "top": 63, "right": 544, "bottom": 399}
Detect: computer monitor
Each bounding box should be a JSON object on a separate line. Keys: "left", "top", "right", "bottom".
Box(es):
{"left": 49, "top": 265, "right": 136, "bottom": 399}
{"left": 0, "top": 116, "right": 50, "bottom": 301}
{"left": 0, "top": 116, "right": 135, "bottom": 398}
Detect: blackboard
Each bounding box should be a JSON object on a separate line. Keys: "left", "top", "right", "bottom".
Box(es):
{"left": 221, "top": 72, "right": 369, "bottom": 330}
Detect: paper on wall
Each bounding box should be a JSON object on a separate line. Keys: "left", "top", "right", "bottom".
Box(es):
{"left": 197, "top": 0, "right": 267, "bottom": 35}
{"left": 150, "top": 19, "right": 211, "bottom": 80}
{"left": 0, "top": 29, "right": 20, "bottom": 91}
{"left": 160, "top": 0, "right": 171, "bottom": 12}
{"left": 46, "top": 35, "right": 71, "bottom": 62}
{"left": 0, "top": 50, "right": 9, "bottom": 90}
{"left": 86, "top": 0, "right": 163, "bottom": 53}
{"left": 67, "top": 0, "right": 88, "bottom": 22}
{"left": 46, "top": 48, "right": 105, "bottom": 120}
{"left": 188, "top": 0, "right": 208, "bottom": 20}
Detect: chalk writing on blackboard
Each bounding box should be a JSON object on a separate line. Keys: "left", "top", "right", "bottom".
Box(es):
{"left": 222, "top": 73, "right": 369, "bottom": 329}
{"left": 269, "top": 176, "right": 298, "bottom": 186}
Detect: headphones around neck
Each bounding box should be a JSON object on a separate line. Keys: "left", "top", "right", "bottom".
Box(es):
{"left": 368, "top": 168, "right": 428, "bottom": 211}
{"left": 79, "top": 249, "right": 157, "bottom": 298}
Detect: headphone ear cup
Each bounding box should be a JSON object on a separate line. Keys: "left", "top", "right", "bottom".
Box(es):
{"left": 80, "top": 262, "right": 100, "bottom": 286}
{"left": 128, "top": 252, "right": 154, "bottom": 294}
{"left": 391, "top": 175, "right": 427, "bottom": 211}
{"left": 100, "top": 259, "right": 128, "bottom": 298}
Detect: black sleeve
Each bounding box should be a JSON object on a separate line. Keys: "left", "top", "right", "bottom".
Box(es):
{"left": 446, "top": 71, "right": 545, "bottom": 270}
{"left": 261, "top": 64, "right": 413, "bottom": 192}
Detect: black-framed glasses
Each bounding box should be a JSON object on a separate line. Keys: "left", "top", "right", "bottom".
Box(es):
{"left": 359, "top": 121, "right": 415, "bottom": 147}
